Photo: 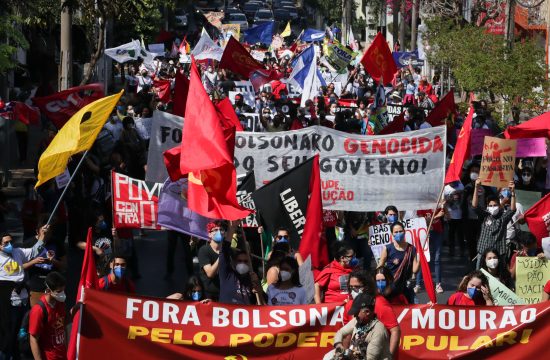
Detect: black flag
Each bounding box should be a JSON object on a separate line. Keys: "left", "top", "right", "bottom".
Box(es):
{"left": 251, "top": 158, "right": 314, "bottom": 250}
{"left": 236, "top": 171, "right": 258, "bottom": 227}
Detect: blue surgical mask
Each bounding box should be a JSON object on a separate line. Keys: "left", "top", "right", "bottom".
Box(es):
{"left": 467, "top": 287, "right": 479, "bottom": 299}
{"left": 527, "top": 249, "right": 538, "bottom": 257}
{"left": 387, "top": 214, "right": 397, "bottom": 223}
{"left": 98, "top": 220, "right": 108, "bottom": 231}
{"left": 191, "top": 291, "right": 202, "bottom": 301}
{"left": 394, "top": 232, "right": 405, "bottom": 242}
{"left": 277, "top": 236, "right": 289, "bottom": 244}
{"left": 213, "top": 230, "right": 224, "bottom": 243}
{"left": 2, "top": 242, "right": 13, "bottom": 254}
{"left": 113, "top": 266, "right": 125, "bottom": 279}
{"left": 348, "top": 257, "right": 359, "bottom": 268}
{"left": 376, "top": 280, "right": 387, "bottom": 293}
{"left": 500, "top": 189, "right": 511, "bottom": 199}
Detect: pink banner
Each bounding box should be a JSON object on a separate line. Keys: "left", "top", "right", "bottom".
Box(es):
{"left": 471, "top": 130, "right": 546, "bottom": 158}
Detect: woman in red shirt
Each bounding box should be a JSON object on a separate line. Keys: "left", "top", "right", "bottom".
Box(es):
{"left": 375, "top": 266, "right": 408, "bottom": 305}
{"left": 447, "top": 270, "right": 494, "bottom": 306}
{"left": 314, "top": 243, "right": 357, "bottom": 304}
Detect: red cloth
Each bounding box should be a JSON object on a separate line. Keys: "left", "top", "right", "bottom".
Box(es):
{"left": 447, "top": 292, "right": 485, "bottom": 306}
{"left": 98, "top": 275, "right": 136, "bottom": 293}
{"left": 343, "top": 295, "right": 398, "bottom": 330}
{"left": 445, "top": 107, "right": 474, "bottom": 184}
{"left": 153, "top": 79, "right": 171, "bottom": 103}
{"left": 417, "top": 210, "right": 443, "bottom": 233}
{"left": 523, "top": 192, "right": 550, "bottom": 245}
{"left": 389, "top": 293, "right": 409, "bottom": 305}
{"left": 172, "top": 71, "right": 189, "bottom": 117}
{"left": 298, "top": 155, "right": 329, "bottom": 272}
{"left": 13, "top": 102, "right": 40, "bottom": 125}
{"left": 214, "top": 98, "right": 244, "bottom": 131}
{"left": 379, "top": 112, "right": 405, "bottom": 135}
{"left": 426, "top": 90, "right": 456, "bottom": 127}
{"left": 163, "top": 146, "right": 184, "bottom": 181}
{"left": 413, "top": 231, "right": 437, "bottom": 304}
{"left": 360, "top": 32, "right": 398, "bottom": 84}
{"left": 290, "top": 118, "right": 304, "bottom": 130}
{"left": 544, "top": 280, "right": 550, "bottom": 294}
{"left": 314, "top": 260, "right": 353, "bottom": 303}
{"left": 219, "top": 36, "right": 264, "bottom": 78}
{"left": 505, "top": 111, "right": 550, "bottom": 139}
{"left": 29, "top": 295, "right": 67, "bottom": 360}
{"left": 177, "top": 58, "right": 251, "bottom": 220}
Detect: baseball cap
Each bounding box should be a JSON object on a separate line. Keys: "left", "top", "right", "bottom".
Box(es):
{"left": 347, "top": 292, "right": 375, "bottom": 316}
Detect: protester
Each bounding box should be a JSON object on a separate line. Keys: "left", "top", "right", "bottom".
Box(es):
{"left": 0, "top": 232, "right": 45, "bottom": 359}
{"left": 480, "top": 248, "right": 513, "bottom": 290}
{"left": 98, "top": 255, "right": 135, "bottom": 293}
{"left": 166, "top": 275, "right": 211, "bottom": 303}
{"left": 509, "top": 231, "right": 546, "bottom": 279}
{"left": 472, "top": 180, "right": 516, "bottom": 269}
{"left": 447, "top": 270, "right": 494, "bottom": 306}
{"left": 264, "top": 241, "right": 292, "bottom": 288}
{"left": 462, "top": 162, "right": 487, "bottom": 260}
{"left": 415, "top": 205, "right": 445, "bottom": 294}
{"left": 326, "top": 293, "right": 392, "bottom": 360}
{"left": 314, "top": 243, "right": 356, "bottom": 304}
{"left": 29, "top": 271, "right": 67, "bottom": 360}
{"left": 267, "top": 256, "right": 307, "bottom": 305}
{"left": 198, "top": 221, "right": 223, "bottom": 301}
{"left": 378, "top": 222, "right": 419, "bottom": 303}
{"left": 375, "top": 266, "right": 408, "bottom": 305}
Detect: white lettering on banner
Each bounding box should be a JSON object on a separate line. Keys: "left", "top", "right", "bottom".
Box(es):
{"left": 280, "top": 188, "right": 306, "bottom": 235}
{"left": 127, "top": 298, "right": 344, "bottom": 328}
{"left": 44, "top": 93, "right": 81, "bottom": 113}
{"left": 242, "top": 113, "right": 263, "bottom": 132}
{"left": 234, "top": 126, "right": 446, "bottom": 211}
{"left": 397, "top": 307, "right": 537, "bottom": 330}
{"left": 369, "top": 217, "right": 430, "bottom": 261}
{"left": 234, "top": 81, "right": 254, "bottom": 94}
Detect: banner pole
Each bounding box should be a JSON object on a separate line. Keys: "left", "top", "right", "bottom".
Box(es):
{"left": 45, "top": 149, "right": 90, "bottom": 226}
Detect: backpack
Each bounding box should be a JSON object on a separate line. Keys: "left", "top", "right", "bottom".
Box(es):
{"left": 19, "top": 300, "right": 48, "bottom": 356}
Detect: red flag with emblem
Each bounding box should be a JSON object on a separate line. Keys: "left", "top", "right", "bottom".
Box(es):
{"left": 445, "top": 107, "right": 474, "bottom": 184}
{"left": 219, "top": 36, "right": 264, "bottom": 78}
{"left": 360, "top": 32, "right": 398, "bottom": 84}
{"left": 523, "top": 192, "right": 550, "bottom": 245}
{"left": 177, "top": 58, "right": 251, "bottom": 220}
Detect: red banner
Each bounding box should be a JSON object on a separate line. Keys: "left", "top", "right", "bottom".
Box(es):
{"left": 112, "top": 171, "right": 162, "bottom": 230}
{"left": 32, "top": 83, "right": 104, "bottom": 128}
{"left": 78, "top": 289, "right": 550, "bottom": 359}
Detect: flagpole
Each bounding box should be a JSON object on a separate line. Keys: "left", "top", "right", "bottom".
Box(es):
{"left": 45, "top": 149, "right": 90, "bottom": 226}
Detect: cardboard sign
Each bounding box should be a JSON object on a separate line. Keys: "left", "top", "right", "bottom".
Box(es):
{"left": 479, "top": 136, "right": 517, "bottom": 188}
{"left": 515, "top": 256, "right": 550, "bottom": 304}
{"left": 480, "top": 269, "right": 524, "bottom": 306}
{"left": 55, "top": 169, "right": 71, "bottom": 189}
{"left": 471, "top": 132, "right": 546, "bottom": 157}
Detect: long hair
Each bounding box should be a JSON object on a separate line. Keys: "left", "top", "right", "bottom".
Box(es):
{"left": 184, "top": 276, "right": 204, "bottom": 300}
{"left": 480, "top": 248, "right": 512, "bottom": 287}
{"left": 278, "top": 256, "right": 301, "bottom": 287}
{"left": 457, "top": 270, "right": 494, "bottom": 302}
{"left": 348, "top": 270, "right": 376, "bottom": 296}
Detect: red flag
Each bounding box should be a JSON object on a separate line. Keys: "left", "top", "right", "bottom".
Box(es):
{"left": 413, "top": 229, "right": 437, "bottom": 304}
{"left": 445, "top": 107, "right": 474, "bottom": 184}
{"left": 360, "top": 32, "right": 398, "bottom": 84}
{"left": 523, "top": 192, "right": 550, "bottom": 245}
{"left": 153, "top": 79, "right": 171, "bottom": 103}
{"left": 163, "top": 146, "right": 184, "bottom": 181}
{"left": 426, "top": 90, "right": 456, "bottom": 127}
{"left": 177, "top": 58, "right": 251, "bottom": 220}
{"left": 214, "top": 98, "right": 244, "bottom": 131}
{"left": 379, "top": 112, "right": 405, "bottom": 135}
{"left": 12, "top": 102, "right": 40, "bottom": 126}
{"left": 298, "top": 155, "right": 329, "bottom": 273}
{"left": 505, "top": 112, "right": 550, "bottom": 139}
{"left": 32, "top": 83, "right": 104, "bottom": 128}
{"left": 67, "top": 227, "right": 99, "bottom": 360}
{"left": 219, "top": 36, "right": 264, "bottom": 78}
{"left": 172, "top": 71, "right": 189, "bottom": 117}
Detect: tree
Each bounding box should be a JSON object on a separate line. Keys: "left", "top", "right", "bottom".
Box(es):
{"left": 0, "top": 15, "right": 29, "bottom": 74}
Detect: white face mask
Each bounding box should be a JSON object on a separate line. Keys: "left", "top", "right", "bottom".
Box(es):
{"left": 279, "top": 270, "right": 292, "bottom": 282}
{"left": 522, "top": 175, "right": 532, "bottom": 183}
{"left": 51, "top": 291, "right": 66, "bottom": 303}
{"left": 235, "top": 263, "right": 249, "bottom": 275}
{"left": 470, "top": 172, "right": 479, "bottom": 181}
{"left": 351, "top": 290, "right": 361, "bottom": 299}
{"left": 486, "top": 258, "right": 499, "bottom": 269}
{"left": 487, "top": 206, "right": 499, "bottom": 216}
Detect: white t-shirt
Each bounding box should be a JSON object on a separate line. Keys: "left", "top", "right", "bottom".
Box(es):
{"left": 0, "top": 242, "right": 43, "bottom": 282}
{"left": 267, "top": 284, "right": 307, "bottom": 305}
{"left": 507, "top": 202, "right": 524, "bottom": 241}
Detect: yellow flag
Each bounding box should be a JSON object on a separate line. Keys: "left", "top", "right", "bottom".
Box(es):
{"left": 35, "top": 91, "right": 123, "bottom": 188}
{"left": 281, "top": 21, "right": 291, "bottom": 37}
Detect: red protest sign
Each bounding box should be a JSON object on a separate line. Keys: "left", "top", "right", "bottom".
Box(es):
{"left": 77, "top": 290, "right": 550, "bottom": 359}
{"left": 112, "top": 171, "right": 162, "bottom": 230}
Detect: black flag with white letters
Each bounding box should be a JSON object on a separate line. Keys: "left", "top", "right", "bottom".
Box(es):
{"left": 251, "top": 157, "right": 314, "bottom": 250}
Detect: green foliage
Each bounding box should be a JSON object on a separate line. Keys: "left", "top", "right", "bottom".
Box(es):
{"left": 305, "top": 0, "right": 343, "bottom": 25}
{"left": 0, "top": 15, "right": 29, "bottom": 73}
{"left": 423, "top": 18, "right": 547, "bottom": 113}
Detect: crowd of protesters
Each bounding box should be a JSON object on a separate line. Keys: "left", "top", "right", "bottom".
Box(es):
{"left": 1, "top": 16, "right": 550, "bottom": 360}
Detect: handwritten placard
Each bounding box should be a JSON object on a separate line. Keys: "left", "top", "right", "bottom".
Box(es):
{"left": 479, "top": 136, "right": 517, "bottom": 188}
{"left": 480, "top": 269, "right": 523, "bottom": 306}
{"left": 515, "top": 256, "right": 550, "bottom": 304}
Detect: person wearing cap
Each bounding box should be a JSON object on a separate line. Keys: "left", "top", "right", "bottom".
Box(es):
{"left": 326, "top": 293, "right": 391, "bottom": 360}
{"left": 233, "top": 93, "right": 253, "bottom": 114}
{"left": 197, "top": 221, "right": 224, "bottom": 301}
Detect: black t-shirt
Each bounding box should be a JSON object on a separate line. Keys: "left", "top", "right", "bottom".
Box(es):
{"left": 198, "top": 243, "right": 220, "bottom": 299}
{"left": 25, "top": 237, "right": 66, "bottom": 291}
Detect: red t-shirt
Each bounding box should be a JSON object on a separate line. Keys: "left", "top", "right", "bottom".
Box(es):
{"left": 343, "top": 294, "right": 398, "bottom": 330}
{"left": 388, "top": 293, "right": 409, "bottom": 305}
{"left": 544, "top": 280, "right": 550, "bottom": 295}
{"left": 314, "top": 260, "right": 353, "bottom": 303}
{"left": 447, "top": 292, "right": 485, "bottom": 306}
{"left": 99, "top": 275, "right": 136, "bottom": 293}
{"left": 28, "top": 296, "right": 67, "bottom": 360}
